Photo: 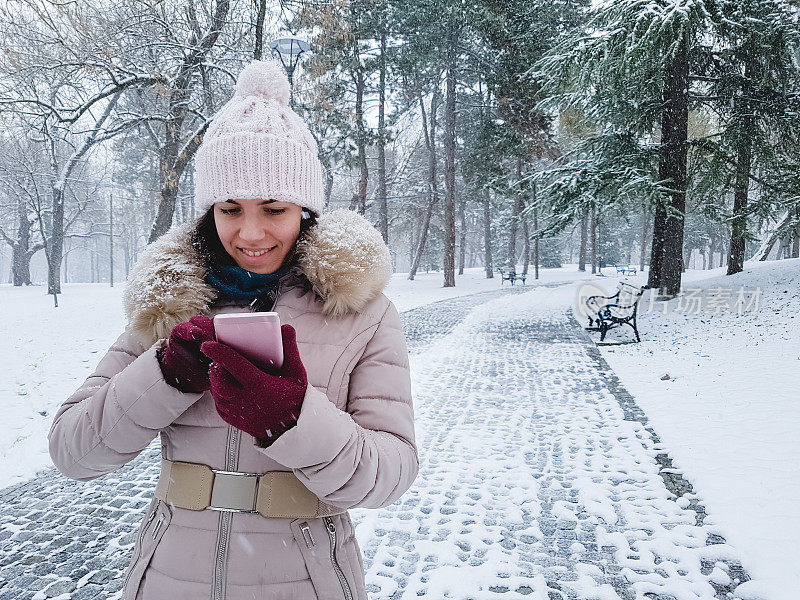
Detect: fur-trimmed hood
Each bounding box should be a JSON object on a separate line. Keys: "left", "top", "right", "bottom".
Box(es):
{"left": 123, "top": 209, "right": 393, "bottom": 347}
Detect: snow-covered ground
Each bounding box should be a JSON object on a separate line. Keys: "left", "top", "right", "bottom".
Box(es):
{"left": 0, "top": 283, "right": 126, "bottom": 491}
{"left": 1, "top": 259, "right": 797, "bottom": 599}
{"left": 0, "top": 266, "right": 590, "bottom": 491}
{"left": 384, "top": 264, "right": 595, "bottom": 311}
{"left": 582, "top": 259, "right": 800, "bottom": 600}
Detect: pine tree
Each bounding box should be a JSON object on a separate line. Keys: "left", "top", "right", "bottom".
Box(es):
{"left": 537, "top": 0, "right": 715, "bottom": 296}
{"left": 698, "top": 0, "right": 800, "bottom": 273}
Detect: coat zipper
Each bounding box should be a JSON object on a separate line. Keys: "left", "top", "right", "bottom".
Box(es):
{"left": 123, "top": 506, "right": 157, "bottom": 588}
{"left": 323, "top": 516, "right": 353, "bottom": 600}
{"left": 213, "top": 512, "right": 231, "bottom": 600}
{"left": 211, "top": 286, "right": 282, "bottom": 600}
{"left": 212, "top": 427, "right": 240, "bottom": 600}
{"left": 151, "top": 514, "right": 165, "bottom": 539}
{"left": 300, "top": 522, "right": 315, "bottom": 548}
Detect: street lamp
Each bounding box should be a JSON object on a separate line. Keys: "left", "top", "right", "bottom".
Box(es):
{"left": 268, "top": 36, "right": 311, "bottom": 108}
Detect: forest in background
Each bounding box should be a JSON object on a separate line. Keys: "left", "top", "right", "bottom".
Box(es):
{"left": 0, "top": 0, "right": 798, "bottom": 302}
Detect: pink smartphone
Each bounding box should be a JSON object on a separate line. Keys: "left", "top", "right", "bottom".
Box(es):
{"left": 212, "top": 312, "right": 283, "bottom": 371}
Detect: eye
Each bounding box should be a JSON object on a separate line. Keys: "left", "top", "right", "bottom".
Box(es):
{"left": 266, "top": 208, "right": 286, "bottom": 215}
{"left": 219, "top": 207, "right": 239, "bottom": 215}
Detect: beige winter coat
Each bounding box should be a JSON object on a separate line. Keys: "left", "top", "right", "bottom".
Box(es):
{"left": 48, "top": 210, "right": 418, "bottom": 600}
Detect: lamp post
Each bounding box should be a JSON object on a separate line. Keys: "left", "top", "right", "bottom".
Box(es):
{"left": 268, "top": 36, "right": 310, "bottom": 108}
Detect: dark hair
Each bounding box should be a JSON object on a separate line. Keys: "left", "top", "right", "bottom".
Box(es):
{"left": 191, "top": 206, "right": 318, "bottom": 271}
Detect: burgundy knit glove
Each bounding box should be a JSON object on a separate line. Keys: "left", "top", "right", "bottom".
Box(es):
{"left": 200, "top": 325, "right": 308, "bottom": 447}
{"left": 156, "top": 315, "right": 215, "bottom": 393}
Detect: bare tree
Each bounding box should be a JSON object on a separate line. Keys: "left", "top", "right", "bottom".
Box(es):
{"left": 0, "top": 1, "right": 168, "bottom": 298}
{"left": 144, "top": 0, "right": 233, "bottom": 242}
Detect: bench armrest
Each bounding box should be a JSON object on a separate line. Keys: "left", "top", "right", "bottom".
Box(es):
{"left": 586, "top": 290, "right": 621, "bottom": 305}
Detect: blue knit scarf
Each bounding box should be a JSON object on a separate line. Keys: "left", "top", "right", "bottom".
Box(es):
{"left": 204, "top": 263, "right": 291, "bottom": 305}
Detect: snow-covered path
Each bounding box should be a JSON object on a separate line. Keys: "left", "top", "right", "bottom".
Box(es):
{"left": 0, "top": 285, "right": 758, "bottom": 600}
{"left": 354, "top": 284, "right": 755, "bottom": 600}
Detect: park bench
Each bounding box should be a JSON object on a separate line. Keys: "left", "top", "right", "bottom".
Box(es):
{"left": 585, "top": 282, "right": 645, "bottom": 342}
{"left": 497, "top": 268, "right": 526, "bottom": 286}
{"left": 614, "top": 264, "right": 638, "bottom": 276}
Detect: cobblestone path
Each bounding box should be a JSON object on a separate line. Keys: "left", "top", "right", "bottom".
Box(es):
{"left": 0, "top": 284, "right": 755, "bottom": 600}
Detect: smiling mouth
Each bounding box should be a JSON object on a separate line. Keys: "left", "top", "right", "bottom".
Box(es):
{"left": 238, "top": 246, "right": 277, "bottom": 257}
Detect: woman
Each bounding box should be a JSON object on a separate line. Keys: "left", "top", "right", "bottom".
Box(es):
{"left": 48, "top": 60, "right": 418, "bottom": 600}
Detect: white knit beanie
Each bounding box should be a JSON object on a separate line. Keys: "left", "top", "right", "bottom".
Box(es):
{"left": 193, "top": 60, "right": 324, "bottom": 216}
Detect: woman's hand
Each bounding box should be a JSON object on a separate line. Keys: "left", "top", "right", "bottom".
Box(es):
{"left": 200, "top": 324, "right": 308, "bottom": 447}
{"left": 157, "top": 315, "right": 215, "bottom": 393}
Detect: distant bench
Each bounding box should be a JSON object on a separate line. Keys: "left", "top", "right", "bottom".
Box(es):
{"left": 614, "top": 264, "right": 638, "bottom": 276}
{"left": 585, "top": 282, "right": 645, "bottom": 342}
{"left": 497, "top": 268, "right": 526, "bottom": 286}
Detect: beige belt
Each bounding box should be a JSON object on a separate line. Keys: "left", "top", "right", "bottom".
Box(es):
{"left": 153, "top": 459, "right": 346, "bottom": 518}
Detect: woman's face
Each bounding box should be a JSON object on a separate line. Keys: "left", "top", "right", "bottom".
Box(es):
{"left": 214, "top": 198, "right": 303, "bottom": 274}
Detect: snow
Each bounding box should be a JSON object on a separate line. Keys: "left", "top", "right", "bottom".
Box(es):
{"left": 0, "top": 283, "right": 126, "bottom": 490}
{"left": 386, "top": 265, "right": 595, "bottom": 311}
{"left": 1, "top": 259, "right": 798, "bottom": 598}
{"left": 588, "top": 258, "right": 800, "bottom": 600}
{"left": 355, "top": 281, "right": 765, "bottom": 598}
{"left": 0, "top": 266, "right": 583, "bottom": 490}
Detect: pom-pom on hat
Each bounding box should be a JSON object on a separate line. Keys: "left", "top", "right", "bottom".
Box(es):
{"left": 193, "top": 60, "right": 324, "bottom": 216}
{"left": 234, "top": 60, "right": 291, "bottom": 104}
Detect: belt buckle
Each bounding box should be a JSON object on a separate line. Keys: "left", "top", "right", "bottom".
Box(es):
{"left": 207, "top": 469, "right": 262, "bottom": 514}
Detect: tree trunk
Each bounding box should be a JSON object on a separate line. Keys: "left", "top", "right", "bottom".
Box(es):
{"left": 150, "top": 149, "right": 182, "bottom": 242}
{"left": 648, "top": 203, "right": 666, "bottom": 287}
{"left": 148, "top": 0, "right": 229, "bottom": 242}
{"left": 658, "top": 40, "right": 690, "bottom": 296}
{"left": 458, "top": 194, "right": 466, "bottom": 275}
{"left": 640, "top": 204, "right": 648, "bottom": 272}
{"left": 377, "top": 29, "right": 388, "bottom": 242}
{"left": 578, "top": 207, "right": 587, "bottom": 271}
{"left": 480, "top": 77, "right": 493, "bottom": 279}
{"left": 507, "top": 195, "right": 525, "bottom": 270}
{"left": 351, "top": 41, "right": 368, "bottom": 216}
{"left": 708, "top": 234, "right": 714, "bottom": 268}
{"left": 149, "top": 95, "right": 211, "bottom": 242}
{"left": 409, "top": 196, "right": 436, "bottom": 281}
{"left": 124, "top": 235, "right": 131, "bottom": 278}
{"left": 522, "top": 210, "right": 530, "bottom": 276}
{"left": 408, "top": 219, "right": 416, "bottom": 273}
{"left": 91, "top": 237, "right": 96, "bottom": 283}
{"left": 47, "top": 186, "right": 64, "bottom": 295}
{"left": 63, "top": 238, "right": 70, "bottom": 284}
{"left": 507, "top": 158, "right": 525, "bottom": 270}
{"left": 323, "top": 166, "right": 334, "bottom": 211}
{"left": 727, "top": 159, "right": 750, "bottom": 273}
{"left": 468, "top": 225, "right": 478, "bottom": 268}
{"left": 9, "top": 198, "right": 34, "bottom": 286}
{"left": 758, "top": 212, "right": 790, "bottom": 260}
{"left": 590, "top": 203, "right": 597, "bottom": 274}
{"left": 12, "top": 241, "right": 33, "bottom": 286}
{"left": 409, "top": 86, "right": 440, "bottom": 281}
{"left": 532, "top": 188, "right": 539, "bottom": 280}
{"left": 727, "top": 52, "right": 757, "bottom": 275}
{"left": 442, "top": 21, "right": 458, "bottom": 288}
{"left": 147, "top": 157, "right": 157, "bottom": 227}
{"left": 253, "top": 0, "right": 267, "bottom": 59}
{"left": 627, "top": 236, "right": 634, "bottom": 266}
{"left": 483, "top": 186, "right": 493, "bottom": 278}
